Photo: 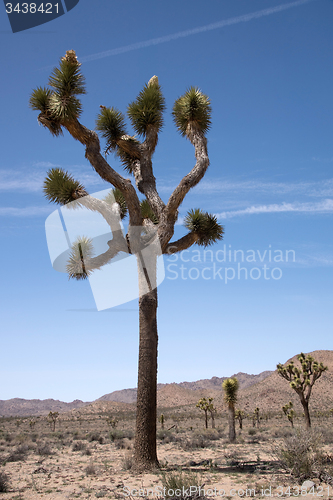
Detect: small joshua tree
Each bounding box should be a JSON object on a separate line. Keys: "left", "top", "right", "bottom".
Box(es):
{"left": 222, "top": 378, "right": 239, "bottom": 443}
{"left": 30, "top": 50, "right": 223, "bottom": 471}
{"left": 158, "top": 414, "right": 165, "bottom": 430}
{"left": 196, "top": 397, "right": 214, "bottom": 429}
{"left": 235, "top": 409, "right": 245, "bottom": 430}
{"left": 208, "top": 400, "right": 217, "bottom": 429}
{"left": 253, "top": 407, "right": 260, "bottom": 428}
{"left": 47, "top": 411, "right": 59, "bottom": 432}
{"left": 277, "top": 353, "right": 328, "bottom": 428}
{"left": 106, "top": 415, "right": 118, "bottom": 429}
{"left": 282, "top": 401, "right": 295, "bottom": 428}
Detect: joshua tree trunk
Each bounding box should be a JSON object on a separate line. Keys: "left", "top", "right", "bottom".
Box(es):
{"left": 134, "top": 258, "right": 159, "bottom": 471}
{"left": 228, "top": 406, "right": 236, "bottom": 443}
{"left": 300, "top": 395, "right": 311, "bottom": 428}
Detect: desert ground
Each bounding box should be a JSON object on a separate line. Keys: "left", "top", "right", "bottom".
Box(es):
{"left": 1, "top": 402, "right": 333, "bottom": 500}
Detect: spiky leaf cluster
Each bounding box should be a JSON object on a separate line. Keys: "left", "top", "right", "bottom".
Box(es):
{"left": 29, "top": 87, "right": 63, "bottom": 136}
{"left": 172, "top": 87, "right": 211, "bottom": 137}
{"left": 127, "top": 77, "right": 166, "bottom": 136}
{"left": 96, "top": 107, "right": 127, "bottom": 153}
{"left": 30, "top": 50, "right": 85, "bottom": 131}
{"left": 116, "top": 136, "right": 141, "bottom": 173}
{"left": 44, "top": 168, "right": 87, "bottom": 206}
{"left": 184, "top": 208, "right": 224, "bottom": 247}
{"left": 222, "top": 378, "right": 239, "bottom": 406}
{"left": 103, "top": 188, "right": 128, "bottom": 219}
{"left": 66, "top": 236, "right": 94, "bottom": 280}
{"left": 140, "top": 199, "right": 158, "bottom": 224}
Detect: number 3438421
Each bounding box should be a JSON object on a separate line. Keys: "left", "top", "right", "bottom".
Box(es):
{"left": 5, "top": 3, "right": 59, "bottom": 14}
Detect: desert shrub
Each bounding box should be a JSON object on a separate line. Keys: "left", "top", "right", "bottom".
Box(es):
{"left": 85, "top": 461, "right": 96, "bottom": 475}
{"left": 180, "top": 435, "right": 209, "bottom": 451}
{"left": 248, "top": 428, "right": 256, "bottom": 436}
{"left": 157, "top": 430, "right": 177, "bottom": 443}
{"left": 160, "top": 469, "right": 203, "bottom": 499}
{"left": 72, "top": 441, "right": 86, "bottom": 452}
{"left": 275, "top": 428, "right": 325, "bottom": 481}
{"left": 37, "top": 441, "right": 53, "bottom": 456}
{"left": 121, "top": 452, "right": 134, "bottom": 470}
{"left": 6, "top": 445, "right": 29, "bottom": 462}
{"left": 109, "top": 429, "right": 134, "bottom": 442}
{"left": 0, "top": 471, "right": 9, "bottom": 493}
{"left": 273, "top": 428, "right": 293, "bottom": 439}
{"left": 87, "top": 432, "right": 104, "bottom": 444}
{"left": 83, "top": 447, "right": 92, "bottom": 456}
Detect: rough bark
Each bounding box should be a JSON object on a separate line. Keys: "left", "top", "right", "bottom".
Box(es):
{"left": 134, "top": 258, "right": 159, "bottom": 471}
{"left": 228, "top": 405, "right": 236, "bottom": 443}
{"left": 300, "top": 396, "right": 311, "bottom": 428}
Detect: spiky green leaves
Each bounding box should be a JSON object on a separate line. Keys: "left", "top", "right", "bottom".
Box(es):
{"left": 140, "top": 199, "right": 158, "bottom": 224}
{"left": 67, "top": 236, "right": 94, "bottom": 280}
{"left": 44, "top": 168, "right": 87, "bottom": 205}
{"left": 184, "top": 208, "right": 224, "bottom": 247}
{"left": 30, "top": 50, "right": 85, "bottom": 131}
{"left": 96, "top": 107, "right": 127, "bottom": 152}
{"left": 127, "top": 76, "right": 166, "bottom": 136}
{"left": 222, "top": 378, "right": 239, "bottom": 407}
{"left": 29, "top": 87, "right": 63, "bottom": 136}
{"left": 172, "top": 87, "right": 211, "bottom": 137}
{"left": 103, "top": 188, "right": 128, "bottom": 219}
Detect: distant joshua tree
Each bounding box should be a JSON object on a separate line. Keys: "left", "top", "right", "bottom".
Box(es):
{"left": 235, "top": 409, "right": 245, "bottom": 429}
{"left": 253, "top": 407, "right": 260, "bottom": 428}
{"left": 282, "top": 401, "right": 295, "bottom": 428}
{"left": 196, "top": 397, "right": 215, "bottom": 429}
{"left": 158, "top": 414, "right": 165, "bottom": 430}
{"left": 47, "top": 411, "right": 59, "bottom": 432}
{"left": 222, "top": 378, "right": 239, "bottom": 443}
{"left": 277, "top": 353, "right": 328, "bottom": 428}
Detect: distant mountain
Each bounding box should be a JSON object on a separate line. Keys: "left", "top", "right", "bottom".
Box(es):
{"left": 1, "top": 351, "right": 332, "bottom": 417}
{"left": 0, "top": 398, "right": 89, "bottom": 418}
{"left": 97, "top": 370, "right": 273, "bottom": 404}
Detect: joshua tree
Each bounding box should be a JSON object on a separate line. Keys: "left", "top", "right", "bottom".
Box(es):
{"left": 282, "top": 401, "right": 295, "bottom": 428}
{"left": 235, "top": 409, "right": 245, "bottom": 429}
{"left": 277, "top": 353, "right": 328, "bottom": 428}
{"left": 47, "top": 411, "right": 59, "bottom": 432}
{"left": 253, "top": 407, "right": 260, "bottom": 428}
{"left": 222, "top": 377, "right": 239, "bottom": 442}
{"left": 158, "top": 414, "right": 165, "bottom": 430}
{"left": 196, "top": 397, "right": 213, "bottom": 429}
{"left": 106, "top": 415, "right": 118, "bottom": 429}
{"left": 208, "top": 400, "right": 217, "bottom": 429}
{"left": 30, "top": 50, "right": 223, "bottom": 471}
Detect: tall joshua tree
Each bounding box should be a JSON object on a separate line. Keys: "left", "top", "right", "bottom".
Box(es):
{"left": 222, "top": 377, "right": 239, "bottom": 443}
{"left": 30, "top": 50, "right": 224, "bottom": 471}
{"left": 277, "top": 353, "right": 327, "bottom": 429}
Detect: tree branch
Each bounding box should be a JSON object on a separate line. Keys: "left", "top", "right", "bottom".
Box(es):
{"left": 62, "top": 118, "right": 142, "bottom": 227}
{"left": 164, "top": 124, "right": 209, "bottom": 222}
{"left": 163, "top": 232, "right": 198, "bottom": 254}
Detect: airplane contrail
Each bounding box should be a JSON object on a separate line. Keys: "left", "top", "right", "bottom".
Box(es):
{"left": 80, "top": 0, "right": 316, "bottom": 63}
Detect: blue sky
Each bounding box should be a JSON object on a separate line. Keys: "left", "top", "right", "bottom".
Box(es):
{"left": 0, "top": 0, "right": 332, "bottom": 402}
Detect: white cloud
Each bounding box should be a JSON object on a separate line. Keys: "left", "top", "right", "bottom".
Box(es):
{"left": 215, "top": 199, "right": 333, "bottom": 219}
{"left": 0, "top": 206, "right": 52, "bottom": 217}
